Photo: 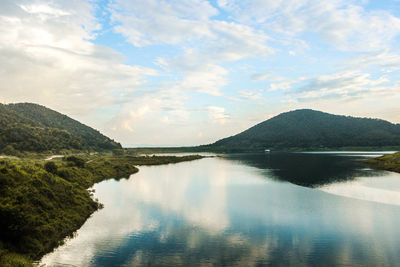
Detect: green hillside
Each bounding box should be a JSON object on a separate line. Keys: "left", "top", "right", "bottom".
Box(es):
{"left": 0, "top": 103, "right": 121, "bottom": 154}
{"left": 207, "top": 109, "right": 400, "bottom": 152}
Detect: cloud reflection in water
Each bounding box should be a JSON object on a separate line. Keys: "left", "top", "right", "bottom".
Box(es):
{"left": 41, "top": 155, "right": 400, "bottom": 266}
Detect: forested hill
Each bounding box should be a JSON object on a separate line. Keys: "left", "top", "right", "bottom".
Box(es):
{"left": 0, "top": 103, "right": 121, "bottom": 154}
{"left": 207, "top": 109, "right": 400, "bottom": 151}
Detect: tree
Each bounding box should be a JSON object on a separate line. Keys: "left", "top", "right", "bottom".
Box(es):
{"left": 44, "top": 161, "right": 58, "bottom": 174}
{"left": 65, "top": 156, "right": 85, "bottom": 168}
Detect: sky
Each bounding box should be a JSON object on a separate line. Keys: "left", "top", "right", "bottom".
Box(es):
{"left": 1, "top": 0, "right": 400, "bottom": 147}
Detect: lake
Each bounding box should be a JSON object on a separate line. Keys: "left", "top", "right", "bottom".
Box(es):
{"left": 40, "top": 152, "right": 400, "bottom": 266}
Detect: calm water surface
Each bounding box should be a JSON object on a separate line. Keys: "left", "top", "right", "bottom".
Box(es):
{"left": 41, "top": 152, "right": 400, "bottom": 266}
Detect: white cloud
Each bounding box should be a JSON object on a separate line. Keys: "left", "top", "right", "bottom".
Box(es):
{"left": 177, "top": 64, "right": 228, "bottom": 96}
{"left": 107, "top": 87, "right": 193, "bottom": 145}
{"left": 20, "top": 3, "right": 70, "bottom": 17}
{"left": 292, "top": 71, "right": 393, "bottom": 101}
{"left": 218, "top": 0, "right": 400, "bottom": 51}
{"left": 297, "top": 72, "right": 387, "bottom": 92}
{"left": 209, "top": 21, "right": 272, "bottom": 61}
{"left": 0, "top": 0, "right": 156, "bottom": 118}
{"left": 207, "top": 106, "right": 230, "bottom": 124}
{"left": 316, "top": 6, "right": 400, "bottom": 51}
{"left": 2, "top": 0, "right": 400, "bottom": 146}
{"left": 251, "top": 73, "right": 272, "bottom": 81}
{"left": 109, "top": 0, "right": 217, "bottom": 46}
{"left": 269, "top": 81, "right": 295, "bottom": 91}
{"left": 167, "top": 21, "right": 271, "bottom": 95}
{"left": 346, "top": 50, "right": 400, "bottom": 71}
{"left": 251, "top": 72, "right": 301, "bottom": 91}
{"left": 110, "top": 1, "right": 273, "bottom": 97}
{"left": 237, "top": 90, "right": 263, "bottom": 100}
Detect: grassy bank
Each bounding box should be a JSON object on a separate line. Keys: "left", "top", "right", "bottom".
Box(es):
{"left": 367, "top": 152, "right": 400, "bottom": 173}
{"left": 0, "top": 154, "right": 203, "bottom": 266}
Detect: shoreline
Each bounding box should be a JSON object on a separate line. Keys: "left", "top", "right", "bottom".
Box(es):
{"left": 366, "top": 152, "right": 400, "bottom": 173}
{"left": 0, "top": 154, "right": 204, "bottom": 266}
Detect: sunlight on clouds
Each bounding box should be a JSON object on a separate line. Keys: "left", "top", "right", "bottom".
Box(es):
{"left": 1, "top": 0, "right": 400, "bottom": 146}
{"left": 106, "top": 88, "right": 194, "bottom": 146}
{"left": 121, "top": 120, "right": 135, "bottom": 133}
{"left": 161, "top": 116, "right": 172, "bottom": 124}
{"left": 207, "top": 106, "right": 230, "bottom": 125}
{"left": 177, "top": 64, "right": 228, "bottom": 96}
{"left": 20, "top": 3, "right": 70, "bottom": 17}
{"left": 0, "top": 0, "right": 156, "bottom": 120}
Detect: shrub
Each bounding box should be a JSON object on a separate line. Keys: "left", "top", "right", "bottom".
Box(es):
{"left": 65, "top": 156, "right": 85, "bottom": 168}
{"left": 44, "top": 162, "right": 57, "bottom": 174}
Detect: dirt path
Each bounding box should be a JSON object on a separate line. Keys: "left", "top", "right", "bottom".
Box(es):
{"left": 45, "top": 155, "right": 64, "bottom": 161}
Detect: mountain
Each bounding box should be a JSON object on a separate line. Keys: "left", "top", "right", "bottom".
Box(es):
{"left": 207, "top": 109, "right": 400, "bottom": 151}
{"left": 0, "top": 103, "right": 121, "bottom": 154}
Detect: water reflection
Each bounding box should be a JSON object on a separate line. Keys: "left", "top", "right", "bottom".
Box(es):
{"left": 41, "top": 154, "right": 400, "bottom": 266}
{"left": 224, "top": 152, "right": 387, "bottom": 187}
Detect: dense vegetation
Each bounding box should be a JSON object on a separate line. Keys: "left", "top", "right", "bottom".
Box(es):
{"left": 0, "top": 103, "right": 121, "bottom": 155}
{"left": 0, "top": 154, "right": 203, "bottom": 266}
{"left": 206, "top": 109, "right": 400, "bottom": 152}
{"left": 367, "top": 152, "right": 400, "bottom": 173}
